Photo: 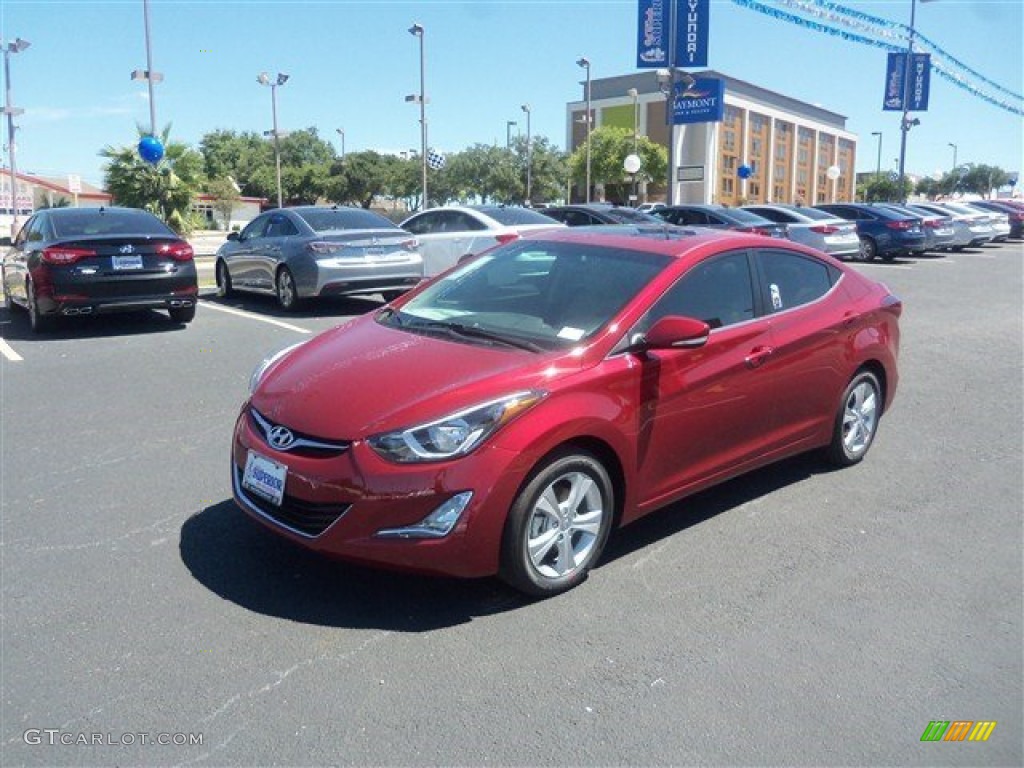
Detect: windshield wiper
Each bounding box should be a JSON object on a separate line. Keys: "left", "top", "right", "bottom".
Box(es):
{"left": 407, "top": 319, "right": 543, "bottom": 352}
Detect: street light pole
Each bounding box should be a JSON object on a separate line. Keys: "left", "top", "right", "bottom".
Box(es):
{"left": 871, "top": 131, "right": 883, "bottom": 176}
{"left": 336, "top": 127, "right": 345, "bottom": 161}
{"left": 628, "top": 87, "right": 639, "bottom": 205}
{"left": 896, "top": 0, "right": 936, "bottom": 202}
{"left": 576, "top": 57, "right": 591, "bottom": 203}
{"left": 258, "top": 72, "right": 289, "bottom": 209}
{"left": 506, "top": 120, "right": 517, "bottom": 149}
{"left": 409, "top": 23, "right": 428, "bottom": 209}
{"left": 3, "top": 37, "right": 29, "bottom": 238}
{"left": 947, "top": 142, "right": 957, "bottom": 173}
{"left": 521, "top": 103, "right": 532, "bottom": 205}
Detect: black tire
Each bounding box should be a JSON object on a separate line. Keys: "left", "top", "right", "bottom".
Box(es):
{"left": 169, "top": 305, "right": 196, "bottom": 323}
{"left": 825, "top": 370, "right": 882, "bottom": 467}
{"left": 276, "top": 267, "right": 300, "bottom": 311}
{"left": 215, "top": 260, "right": 233, "bottom": 298}
{"left": 27, "top": 280, "right": 54, "bottom": 333}
{"left": 499, "top": 450, "right": 614, "bottom": 598}
{"left": 858, "top": 236, "right": 877, "bottom": 262}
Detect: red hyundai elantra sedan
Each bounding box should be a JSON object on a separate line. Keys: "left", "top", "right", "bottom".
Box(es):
{"left": 232, "top": 226, "right": 901, "bottom": 597}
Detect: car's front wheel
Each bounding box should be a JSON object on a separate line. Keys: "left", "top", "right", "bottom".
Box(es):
{"left": 500, "top": 450, "right": 614, "bottom": 598}
{"left": 215, "top": 260, "right": 233, "bottom": 298}
{"left": 826, "top": 370, "right": 882, "bottom": 467}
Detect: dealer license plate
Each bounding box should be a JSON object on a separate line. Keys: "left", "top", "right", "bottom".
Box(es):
{"left": 242, "top": 451, "right": 287, "bottom": 506}
{"left": 112, "top": 254, "right": 143, "bottom": 270}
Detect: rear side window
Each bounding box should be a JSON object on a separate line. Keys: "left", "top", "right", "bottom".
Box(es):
{"left": 756, "top": 249, "right": 837, "bottom": 312}
{"left": 476, "top": 206, "right": 556, "bottom": 226}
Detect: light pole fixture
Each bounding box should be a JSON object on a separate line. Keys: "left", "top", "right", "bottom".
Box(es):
{"left": 897, "top": 0, "right": 938, "bottom": 202}
{"left": 947, "top": 141, "right": 957, "bottom": 173}
{"left": 130, "top": 0, "right": 163, "bottom": 137}
{"left": 408, "top": 22, "right": 428, "bottom": 209}
{"left": 506, "top": 120, "right": 517, "bottom": 149}
{"left": 871, "top": 131, "right": 883, "bottom": 177}
{"left": 626, "top": 88, "right": 639, "bottom": 154}
{"left": 576, "top": 56, "right": 591, "bottom": 203}
{"left": 521, "top": 103, "right": 532, "bottom": 205}
{"left": 3, "top": 37, "right": 29, "bottom": 237}
{"left": 258, "top": 71, "right": 289, "bottom": 208}
{"left": 336, "top": 127, "right": 345, "bottom": 160}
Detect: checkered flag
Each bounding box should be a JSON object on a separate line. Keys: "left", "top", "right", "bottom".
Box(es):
{"left": 426, "top": 150, "right": 446, "bottom": 170}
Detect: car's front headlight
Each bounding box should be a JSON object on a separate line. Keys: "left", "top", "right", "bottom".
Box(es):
{"left": 368, "top": 391, "right": 546, "bottom": 463}
{"left": 249, "top": 341, "right": 308, "bottom": 394}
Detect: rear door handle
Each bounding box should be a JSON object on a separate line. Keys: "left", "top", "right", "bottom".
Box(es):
{"left": 745, "top": 346, "right": 774, "bottom": 369}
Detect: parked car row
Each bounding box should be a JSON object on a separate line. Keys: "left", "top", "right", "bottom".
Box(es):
{"left": 4, "top": 198, "right": 1018, "bottom": 331}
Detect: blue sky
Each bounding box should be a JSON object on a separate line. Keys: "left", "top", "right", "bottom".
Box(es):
{"left": 2, "top": 0, "right": 1021, "bottom": 188}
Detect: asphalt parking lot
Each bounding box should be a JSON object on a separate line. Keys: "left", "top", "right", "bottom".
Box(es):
{"left": 1, "top": 241, "right": 1021, "bottom": 766}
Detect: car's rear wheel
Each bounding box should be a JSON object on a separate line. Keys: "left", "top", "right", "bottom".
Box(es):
{"left": 169, "top": 305, "right": 196, "bottom": 323}
{"left": 276, "top": 267, "right": 300, "bottom": 311}
{"left": 215, "top": 260, "right": 233, "bottom": 298}
{"left": 27, "top": 280, "right": 53, "bottom": 333}
{"left": 500, "top": 450, "right": 614, "bottom": 598}
{"left": 826, "top": 370, "right": 881, "bottom": 467}
{"left": 858, "top": 236, "right": 877, "bottom": 261}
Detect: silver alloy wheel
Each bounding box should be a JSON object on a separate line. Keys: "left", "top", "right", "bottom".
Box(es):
{"left": 841, "top": 378, "right": 878, "bottom": 458}
{"left": 526, "top": 470, "right": 605, "bottom": 579}
{"left": 858, "top": 237, "right": 876, "bottom": 261}
{"left": 276, "top": 268, "right": 296, "bottom": 309}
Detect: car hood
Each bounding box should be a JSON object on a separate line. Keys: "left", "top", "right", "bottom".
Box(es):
{"left": 251, "top": 314, "right": 584, "bottom": 439}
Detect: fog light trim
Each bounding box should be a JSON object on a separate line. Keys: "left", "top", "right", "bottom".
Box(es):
{"left": 375, "top": 492, "right": 473, "bottom": 539}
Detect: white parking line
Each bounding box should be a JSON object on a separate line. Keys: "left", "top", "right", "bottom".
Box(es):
{"left": 199, "top": 301, "right": 312, "bottom": 334}
{"left": 0, "top": 337, "right": 23, "bottom": 362}
{"left": 855, "top": 263, "right": 914, "bottom": 271}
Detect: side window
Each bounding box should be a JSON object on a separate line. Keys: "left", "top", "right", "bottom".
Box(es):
{"left": 402, "top": 213, "right": 438, "bottom": 235}
{"left": 750, "top": 208, "right": 786, "bottom": 224}
{"left": 684, "top": 210, "right": 710, "bottom": 225}
{"left": 450, "top": 212, "right": 487, "bottom": 232}
{"left": 15, "top": 215, "right": 38, "bottom": 246}
{"left": 640, "top": 250, "right": 755, "bottom": 331}
{"left": 757, "top": 249, "right": 835, "bottom": 312}
{"left": 240, "top": 216, "right": 269, "bottom": 241}
{"left": 265, "top": 214, "right": 298, "bottom": 238}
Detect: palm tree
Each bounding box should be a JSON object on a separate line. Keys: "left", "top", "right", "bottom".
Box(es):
{"left": 100, "top": 124, "right": 205, "bottom": 233}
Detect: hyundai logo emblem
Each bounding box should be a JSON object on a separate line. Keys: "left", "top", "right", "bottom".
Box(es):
{"left": 119, "top": 244, "right": 134, "bottom": 254}
{"left": 267, "top": 425, "right": 296, "bottom": 450}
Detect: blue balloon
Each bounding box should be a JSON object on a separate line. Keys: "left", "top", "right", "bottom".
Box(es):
{"left": 737, "top": 164, "right": 753, "bottom": 180}
{"left": 138, "top": 136, "right": 165, "bottom": 165}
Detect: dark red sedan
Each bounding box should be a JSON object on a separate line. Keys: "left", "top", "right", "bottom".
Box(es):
{"left": 232, "top": 226, "right": 901, "bottom": 597}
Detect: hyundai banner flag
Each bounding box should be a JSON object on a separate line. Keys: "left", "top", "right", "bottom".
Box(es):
{"left": 637, "top": 0, "right": 709, "bottom": 69}
{"left": 883, "top": 52, "right": 931, "bottom": 111}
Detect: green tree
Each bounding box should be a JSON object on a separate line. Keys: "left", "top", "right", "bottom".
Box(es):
{"left": 862, "top": 173, "right": 911, "bottom": 202}
{"left": 205, "top": 176, "right": 241, "bottom": 230}
{"left": 510, "top": 136, "right": 569, "bottom": 205}
{"left": 568, "top": 126, "right": 667, "bottom": 203}
{"left": 956, "top": 164, "right": 1009, "bottom": 198}
{"left": 101, "top": 125, "right": 205, "bottom": 234}
{"left": 323, "top": 151, "right": 395, "bottom": 208}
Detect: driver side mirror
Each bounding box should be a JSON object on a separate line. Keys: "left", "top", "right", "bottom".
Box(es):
{"left": 632, "top": 315, "right": 711, "bottom": 351}
{"left": 226, "top": 231, "right": 240, "bottom": 242}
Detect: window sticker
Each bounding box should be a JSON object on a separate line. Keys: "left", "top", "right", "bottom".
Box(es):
{"left": 557, "top": 327, "right": 585, "bottom": 341}
{"left": 770, "top": 283, "right": 783, "bottom": 310}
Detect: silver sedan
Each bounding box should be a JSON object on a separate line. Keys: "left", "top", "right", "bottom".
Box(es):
{"left": 215, "top": 206, "right": 424, "bottom": 310}
{"left": 741, "top": 203, "right": 861, "bottom": 259}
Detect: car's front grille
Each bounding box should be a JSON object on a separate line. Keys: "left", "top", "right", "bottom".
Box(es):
{"left": 249, "top": 407, "right": 351, "bottom": 457}
{"left": 233, "top": 464, "right": 350, "bottom": 537}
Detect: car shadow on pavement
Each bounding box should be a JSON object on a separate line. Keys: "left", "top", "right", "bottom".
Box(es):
{"left": 180, "top": 453, "right": 827, "bottom": 630}
{"left": 201, "top": 291, "right": 387, "bottom": 320}
{"left": 0, "top": 304, "right": 190, "bottom": 340}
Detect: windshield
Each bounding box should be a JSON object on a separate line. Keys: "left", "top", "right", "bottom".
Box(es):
{"left": 383, "top": 240, "right": 671, "bottom": 350}
{"left": 296, "top": 207, "right": 399, "bottom": 232}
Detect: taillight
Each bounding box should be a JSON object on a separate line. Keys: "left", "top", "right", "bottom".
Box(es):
{"left": 400, "top": 238, "right": 419, "bottom": 251}
{"left": 495, "top": 233, "right": 520, "bottom": 245}
{"left": 41, "top": 246, "right": 95, "bottom": 265}
{"left": 737, "top": 226, "right": 774, "bottom": 237}
{"left": 307, "top": 242, "right": 344, "bottom": 255}
{"left": 809, "top": 225, "right": 839, "bottom": 234}
{"left": 924, "top": 219, "right": 943, "bottom": 229}
{"left": 159, "top": 242, "right": 194, "bottom": 261}
{"left": 886, "top": 220, "right": 914, "bottom": 230}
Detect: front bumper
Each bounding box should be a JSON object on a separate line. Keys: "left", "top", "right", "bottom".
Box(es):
{"left": 230, "top": 405, "right": 529, "bottom": 578}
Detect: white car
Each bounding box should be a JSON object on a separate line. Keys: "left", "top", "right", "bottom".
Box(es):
{"left": 400, "top": 205, "right": 564, "bottom": 276}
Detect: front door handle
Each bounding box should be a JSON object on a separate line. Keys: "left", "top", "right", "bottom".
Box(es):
{"left": 745, "top": 345, "right": 774, "bottom": 369}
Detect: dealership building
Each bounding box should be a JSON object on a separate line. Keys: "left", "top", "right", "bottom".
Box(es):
{"left": 566, "top": 69, "right": 858, "bottom": 206}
